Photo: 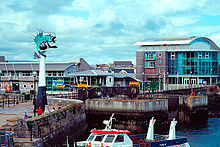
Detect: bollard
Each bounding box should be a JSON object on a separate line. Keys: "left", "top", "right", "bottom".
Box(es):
{"left": 8, "top": 95, "right": 9, "bottom": 107}
{"left": 3, "top": 95, "right": 4, "bottom": 108}
{"left": 14, "top": 95, "right": 15, "bottom": 106}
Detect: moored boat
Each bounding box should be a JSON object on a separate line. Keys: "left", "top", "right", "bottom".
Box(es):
{"left": 77, "top": 114, "right": 190, "bottom": 147}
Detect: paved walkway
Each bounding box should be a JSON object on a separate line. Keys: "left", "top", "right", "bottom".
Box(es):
{"left": 0, "top": 101, "right": 33, "bottom": 127}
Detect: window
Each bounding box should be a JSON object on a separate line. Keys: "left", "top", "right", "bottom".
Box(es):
{"left": 205, "top": 52, "right": 209, "bottom": 59}
{"left": 115, "top": 135, "right": 124, "bottom": 143}
{"left": 158, "top": 53, "right": 162, "bottom": 57}
{"left": 198, "top": 52, "right": 202, "bottom": 59}
{"left": 48, "top": 72, "right": 52, "bottom": 76}
{"left": 53, "top": 72, "right": 57, "bottom": 76}
{"left": 109, "top": 78, "right": 111, "bottom": 82}
{"left": 104, "top": 135, "right": 115, "bottom": 143}
{"left": 146, "top": 61, "right": 155, "bottom": 68}
{"left": 87, "top": 134, "right": 96, "bottom": 141}
{"left": 31, "top": 85, "right": 34, "bottom": 88}
{"left": 171, "top": 52, "right": 175, "bottom": 60}
{"left": 150, "top": 62, "right": 155, "bottom": 67}
{"left": 146, "top": 53, "right": 156, "bottom": 60}
{"left": 94, "top": 135, "right": 105, "bottom": 142}
{"left": 58, "top": 72, "right": 63, "bottom": 76}
{"left": 23, "top": 84, "right": 27, "bottom": 88}
{"left": 22, "top": 72, "right": 31, "bottom": 76}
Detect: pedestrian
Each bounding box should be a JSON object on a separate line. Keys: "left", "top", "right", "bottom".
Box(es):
{"left": 24, "top": 112, "right": 28, "bottom": 120}
{"left": 36, "top": 106, "right": 43, "bottom": 116}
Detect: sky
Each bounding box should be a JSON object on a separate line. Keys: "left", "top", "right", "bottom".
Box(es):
{"left": 1, "top": 0, "right": 220, "bottom": 65}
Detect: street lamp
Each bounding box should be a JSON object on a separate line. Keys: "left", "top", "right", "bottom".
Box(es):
{"left": 33, "top": 71, "right": 37, "bottom": 116}
{"left": 166, "top": 72, "right": 169, "bottom": 90}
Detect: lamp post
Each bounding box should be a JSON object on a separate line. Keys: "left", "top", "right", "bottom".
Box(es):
{"left": 33, "top": 71, "right": 37, "bottom": 116}
{"left": 142, "top": 72, "right": 145, "bottom": 97}
{"left": 210, "top": 69, "right": 213, "bottom": 85}
{"left": 177, "top": 71, "right": 179, "bottom": 90}
{"left": 190, "top": 71, "right": 193, "bottom": 93}
{"left": 0, "top": 70, "right": 2, "bottom": 94}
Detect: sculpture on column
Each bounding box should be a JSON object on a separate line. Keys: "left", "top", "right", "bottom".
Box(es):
{"left": 33, "top": 31, "right": 58, "bottom": 112}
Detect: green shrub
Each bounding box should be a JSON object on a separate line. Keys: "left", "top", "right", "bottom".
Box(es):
{"left": 216, "top": 83, "right": 220, "bottom": 88}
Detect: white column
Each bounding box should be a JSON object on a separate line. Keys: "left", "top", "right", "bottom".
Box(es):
{"left": 39, "top": 55, "right": 46, "bottom": 87}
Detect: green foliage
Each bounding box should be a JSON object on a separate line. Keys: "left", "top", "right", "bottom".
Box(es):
{"left": 109, "top": 66, "right": 115, "bottom": 70}
{"left": 26, "top": 120, "right": 33, "bottom": 128}
{"left": 53, "top": 110, "right": 60, "bottom": 115}
{"left": 51, "top": 102, "right": 82, "bottom": 116}
{"left": 216, "top": 83, "right": 220, "bottom": 88}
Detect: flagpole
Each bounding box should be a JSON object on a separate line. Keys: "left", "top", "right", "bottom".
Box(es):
{"left": 163, "top": 71, "right": 165, "bottom": 91}
{"left": 159, "top": 69, "right": 161, "bottom": 92}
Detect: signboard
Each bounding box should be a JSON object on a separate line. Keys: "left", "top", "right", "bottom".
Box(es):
{"left": 78, "top": 83, "right": 87, "bottom": 88}
{"left": 129, "top": 81, "right": 139, "bottom": 85}
{"left": 53, "top": 79, "right": 65, "bottom": 87}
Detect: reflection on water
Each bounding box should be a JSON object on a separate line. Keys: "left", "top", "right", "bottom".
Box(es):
{"left": 176, "top": 118, "right": 220, "bottom": 147}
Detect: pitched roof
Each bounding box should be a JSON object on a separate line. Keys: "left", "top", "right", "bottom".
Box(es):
{"left": 114, "top": 73, "right": 137, "bottom": 80}
{"left": 111, "top": 68, "right": 134, "bottom": 73}
{"left": 68, "top": 70, "right": 114, "bottom": 76}
{"left": 0, "top": 62, "right": 78, "bottom": 72}
{"left": 113, "top": 61, "right": 133, "bottom": 66}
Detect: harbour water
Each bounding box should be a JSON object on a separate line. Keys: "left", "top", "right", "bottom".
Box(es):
{"left": 177, "top": 118, "right": 220, "bottom": 147}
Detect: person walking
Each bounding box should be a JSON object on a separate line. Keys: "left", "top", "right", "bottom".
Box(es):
{"left": 36, "top": 106, "right": 43, "bottom": 116}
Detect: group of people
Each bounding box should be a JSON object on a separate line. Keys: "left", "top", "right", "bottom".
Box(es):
{"left": 24, "top": 106, "right": 43, "bottom": 120}
{"left": 24, "top": 106, "right": 57, "bottom": 120}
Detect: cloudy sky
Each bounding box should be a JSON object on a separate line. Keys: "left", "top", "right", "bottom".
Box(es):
{"left": 1, "top": 0, "right": 220, "bottom": 65}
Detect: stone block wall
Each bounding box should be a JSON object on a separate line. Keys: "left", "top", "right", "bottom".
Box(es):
{"left": 13, "top": 98, "right": 87, "bottom": 146}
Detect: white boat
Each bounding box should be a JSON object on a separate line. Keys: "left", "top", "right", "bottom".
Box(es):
{"left": 77, "top": 114, "right": 190, "bottom": 147}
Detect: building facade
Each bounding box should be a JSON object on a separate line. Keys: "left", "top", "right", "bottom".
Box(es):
{"left": 0, "top": 57, "right": 91, "bottom": 93}
{"left": 135, "top": 36, "right": 220, "bottom": 90}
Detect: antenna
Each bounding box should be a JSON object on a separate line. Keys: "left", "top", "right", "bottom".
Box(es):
{"left": 103, "top": 113, "right": 114, "bottom": 130}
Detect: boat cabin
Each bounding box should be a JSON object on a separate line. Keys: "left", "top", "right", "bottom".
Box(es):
{"left": 77, "top": 129, "right": 133, "bottom": 147}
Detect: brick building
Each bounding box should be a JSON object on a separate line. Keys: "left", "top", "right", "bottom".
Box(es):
{"left": 135, "top": 36, "right": 220, "bottom": 90}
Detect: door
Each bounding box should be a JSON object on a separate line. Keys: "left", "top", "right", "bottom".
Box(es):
{"left": 12, "top": 83, "right": 19, "bottom": 91}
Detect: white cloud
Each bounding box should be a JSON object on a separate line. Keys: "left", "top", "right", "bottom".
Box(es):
{"left": 0, "top": 0, "right": 220, "bottom": 65}
{"left": 210, "top": 34, "right": 220, "bottom": 47}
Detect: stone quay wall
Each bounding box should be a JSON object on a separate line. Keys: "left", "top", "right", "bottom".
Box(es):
{"left": 14, "top": 98, "right": 87, "bottom": 146}
{"left": 86, "top": 98, "right": 168, "bottom": 113}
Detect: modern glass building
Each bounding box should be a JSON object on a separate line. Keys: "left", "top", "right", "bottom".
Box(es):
{"left": 135, "top": 36, "right": 220, "bottom": 90}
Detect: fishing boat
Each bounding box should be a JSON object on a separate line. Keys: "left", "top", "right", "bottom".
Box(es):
{"left": 77, "top": 114, "right": 190, "bottom": 147}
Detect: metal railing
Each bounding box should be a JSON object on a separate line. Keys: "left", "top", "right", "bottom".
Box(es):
{"left": 0, "top": 93, "right": 32, "bottom": 108}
